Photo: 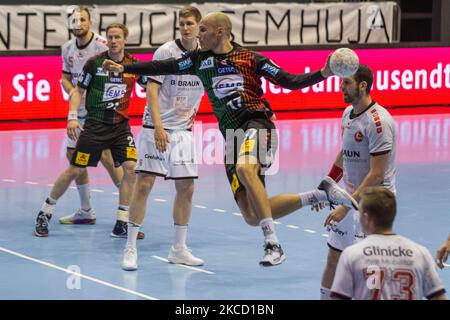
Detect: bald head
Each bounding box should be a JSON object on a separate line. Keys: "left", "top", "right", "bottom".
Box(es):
{"left": 201, "top": 12, "right": 232, "bottom": 37}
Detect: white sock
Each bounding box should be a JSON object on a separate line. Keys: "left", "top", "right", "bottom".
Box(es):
{"left": 174, "top": 224, "right": 188, "bottom": 249}
{"left": 117, "top": 206, "right": 129, "bottom": 222}
{"left": 126, "top": 223, "right": 140, "bottom": 249}
{"left": 299, "top": 190, "right": 327, "bottom": 206}
{"left": 77, "top": 184, "right": 92, "bottom": 211}
{"left": 320, "top": 286, "right": 331, "bottom": 300}
{"left": 259, "top": 217, "right": 279, "bottom": 244}
{"left": 41, "top": 197, "right": 57, "bottom": 216}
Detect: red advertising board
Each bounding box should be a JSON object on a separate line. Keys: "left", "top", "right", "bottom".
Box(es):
{"left": 0, "top": 47, "right": 449, "bottom": 121}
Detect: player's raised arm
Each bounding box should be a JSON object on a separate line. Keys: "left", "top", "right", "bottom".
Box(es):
{"left": 103, "top": 56, "right": 192, "bottom": 76}
{"left": 255, "top": 52, "right": 330, "bottom": 90}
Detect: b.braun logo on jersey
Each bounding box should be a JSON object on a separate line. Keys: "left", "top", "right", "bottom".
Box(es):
{"left": 199, "top": 57, "right": 214, "bottom": 70}
{"left": 103, "top": 83, "right": 127, "bottom": 101}
{"left": 212, "top": 75, "right": 244, "bottom": 99}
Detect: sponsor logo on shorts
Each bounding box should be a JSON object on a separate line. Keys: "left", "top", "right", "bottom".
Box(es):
{"left": 212, "top": 75, "right": 244, "bottom": 99}
{"left": 75, "top": 152, "right": 90, "bottom": 166}
{"left": 126, "top": 147, "right": 137, "bottom": 160}
{"left": 145, "top": 154, "right": 165, "bottom": 161}
{"left": 102, "top": 83, "right": 127, "bottom": 101}
{"left": 199, "top": 57, "right": 214, "bottom": 70}
{"left": 231, "top": 173, "right": 240, "bottom": 194}
{"left": 239, "top": 139, "right": 256, "bottom": 155}
{"left": 354, "top": 131, "right": 364, "bottom": 142}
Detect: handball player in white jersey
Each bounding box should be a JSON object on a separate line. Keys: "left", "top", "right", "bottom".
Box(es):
{"left": 60, "top": 6, "right": 123, "bottom": 225}
{"left": 320, "top": 64, "right": 398, "bottom": 299}
{"left": 122, "top": 6, "right": 205, "bottom": 270}
{"left": 331, "top": 187, "right": 447, "bottom": 300}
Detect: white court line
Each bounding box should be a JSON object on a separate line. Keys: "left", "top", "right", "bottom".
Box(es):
{"left": 444, "top": 263, "right": 450, "bottom": 268}
{"left": 2, "top": 179, "right": 15, "bottom": 182}
{"left": 194, "top": 205, "right": 207, "bottom": 209}
{"left": 25, "top": 181, "right": 39, "bottom": 185}
{"left": 151, "top": 256, "right": 215, "bottom": 275}
{"left": 112, "top": 192, "right": 119, "bottom": 196}
{"left": 213, "top": 209, "right": 226, "bottom": 213}
{"left": 0, "top": 247, "right": 158, "bottom": 300}
{"left": 273, "top": 221, "right": 282, "bottom": 225}
{"left": 321, "top": 234, "right": 329, "bottom": 238}
{"left": 154, "top": 198, "right": 167, "bottom": 202}
{"left": 69, "top": 186, "right": 77, "bottom": 190}
{"left": 304, "top": 229, "right": 317, "bottom": 234}
{"left": 47, "top": 184, "right": 54, "bottom": 187}
{"left": 91, "top": 189, "right": 104, "bottom": 193}
{"left": 232, "top": 212, "right": 242, "bottom": 216}
{"left": 286, "top": 225, "right": 299, "bottom": 229}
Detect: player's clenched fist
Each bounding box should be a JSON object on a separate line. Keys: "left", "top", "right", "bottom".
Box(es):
{"left": 102, "top": 59, "right": 124, "bottom": 73}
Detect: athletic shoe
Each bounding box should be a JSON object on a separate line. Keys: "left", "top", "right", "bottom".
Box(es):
{"left": 111, "top": 220, "right": 145, "bottom": 239}
{"left": 168, "top": 246, "right": 204, "bottom": 266}
{"left": 259, "top": 242, "right": 286, "bottom": 267}
{"left": 59, "top": 208, "right": 96, "bottom": 224}
{"left": 121, "top": 246, "right": 138, "bottom": 271}
{"left": 35, "top": 211, "right": 51, "bottom": 237}
{"left": 318, "top": 176, "right": 359, "bottom": 210}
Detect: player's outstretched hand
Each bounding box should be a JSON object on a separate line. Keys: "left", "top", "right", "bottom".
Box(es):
{"left": 67, "top": 119, "right": 83, "bottom": 140}
{"left": 102, "top": 59, "right": 124, "bottom": 73}
{"left": 320, "top": 53, "right": 333, "bottom": 78}
{"left": 435, "top": 235, "right": 450, "bottom": 269}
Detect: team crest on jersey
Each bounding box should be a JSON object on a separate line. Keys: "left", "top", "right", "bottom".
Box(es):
{"left": 96, "top": 67, "right": 109, "bottom": 76}
{"left": 354, "top": 131, "right": 364, "bottom": 142}
{"left": 199, "top": 57, "right": 214, "bottom": 70}
{"left": 103, "top": 83, "right": 127, "bottom": 101}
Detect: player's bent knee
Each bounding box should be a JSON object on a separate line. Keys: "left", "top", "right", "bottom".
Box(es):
{"left": 67, "top": 165, "right": 83, "bottom": 179}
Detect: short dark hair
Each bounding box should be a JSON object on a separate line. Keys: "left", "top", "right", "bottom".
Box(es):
{"left": 106, "top": 23, "right": 129, "bottom": 39}
{"left": 360, "top": 187, "right": 396, "bottom": 230}
{"left": 179, "top": 6, "right": 202, "bottom": 23}
{"left": 353, "top": 64, "right": 373, "bottom": 94}
{"left": 68, "top": 6, "right": 91, "bottom": 21}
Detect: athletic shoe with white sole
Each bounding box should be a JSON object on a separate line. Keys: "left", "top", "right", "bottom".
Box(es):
{"left": 168, "top": 246, "right": 204, "bottom": 266}
{"left": 318, "top": 176, "right": 359, "bottom": 210}
{"left": 59, "top": 208, "right": 96, "bottom": 224}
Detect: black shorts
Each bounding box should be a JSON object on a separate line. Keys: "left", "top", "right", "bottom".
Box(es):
{"left": 224, "top": 116, "right": 278, "bottom": 197}
{"left": 70, "top": 119, "right": 137, "bottom": 168}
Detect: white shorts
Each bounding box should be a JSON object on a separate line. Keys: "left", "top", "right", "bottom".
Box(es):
{"left": 327, "top": 208, "right": 365, "bottom": 252}
{"left": 66, "top": 117, "right": 86, "bottom": 149}
{"left": 135, "top": 127, "right": 198, "bottom": 180}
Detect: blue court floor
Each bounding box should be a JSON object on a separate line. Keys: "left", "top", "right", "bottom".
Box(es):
{"left": 0, "top": 114, "right": 449, "bottom": 300}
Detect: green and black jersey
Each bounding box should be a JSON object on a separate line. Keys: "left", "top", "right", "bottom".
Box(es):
{"left": 78, "top": 51, "right": 145, "bottom": 124}
{"left": 123, "top": 42, "right": 325, "bottom": 136}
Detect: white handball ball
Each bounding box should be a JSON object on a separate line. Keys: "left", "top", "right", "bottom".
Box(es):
{"left": 329, "top": 48, "right": 359, "bottom": 78}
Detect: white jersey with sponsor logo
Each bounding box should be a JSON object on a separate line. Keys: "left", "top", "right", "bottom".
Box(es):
{"left": 331, "top": 234, "right": 446, "bottom": 300}
{"left": 143, "top": 39, "right": 204, "bottom": 130}
{"left": 341, "top": 102, "right": 397, "bottom": 194}
{"left": 62, "top": 33, "right": 108, "bottom": 117}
